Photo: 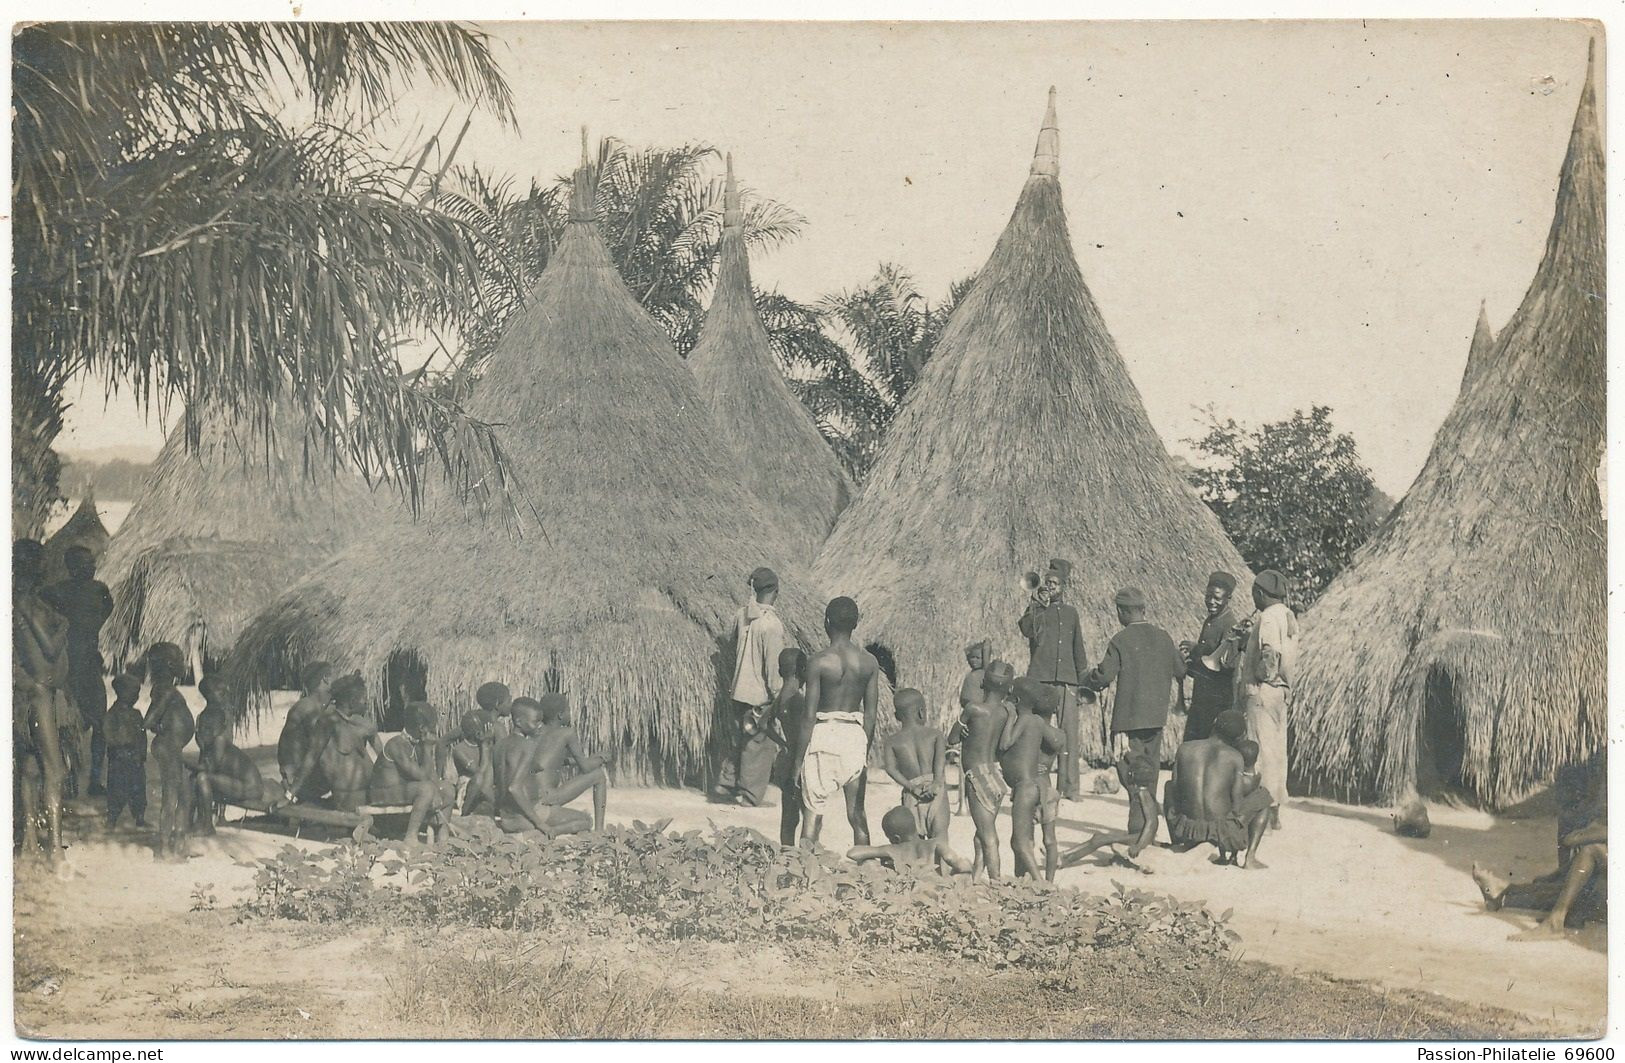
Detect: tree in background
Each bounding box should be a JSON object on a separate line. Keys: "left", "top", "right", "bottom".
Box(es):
{"left": 1185, "top": 405, "right": 1379, "bottom": 610}
{"left": 13, "top": 23, "right": 515, "bottom": 534}
{"left": 776, "top": 265, "right": 975, "bottom": 480}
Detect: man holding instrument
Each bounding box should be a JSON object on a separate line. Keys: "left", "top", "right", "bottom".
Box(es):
{"left": 1017, "top": 558, "right": 1090, "bottom": 800}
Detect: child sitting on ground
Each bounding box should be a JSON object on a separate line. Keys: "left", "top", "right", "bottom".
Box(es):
{"left": 882, "top": 688, "right": 949, "bottom": 839}
{"left": 104, "top": 673, "right": 147, "bottom": 830}
{"left": 1061, "top": 751, "right": 1160, "bottom": 872}
{"left": 847, "top": 806, "right": 972, "bottom": 876}
{"left": 190, "top": 710, "right": 267, "bottom": 834}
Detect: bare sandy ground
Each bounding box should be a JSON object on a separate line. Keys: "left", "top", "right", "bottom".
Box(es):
{"left": 15, "top": 694, "right": 1605, "bottom": 1037}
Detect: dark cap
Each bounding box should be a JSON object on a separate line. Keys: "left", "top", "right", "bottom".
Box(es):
{"left": 1254, "top": 569, "right": 1290, "bottom": 600}
{"left": 1045, "top": 559, "right": 1073, "bottom": 583}
{"left": 748, "top": 567, "right": 779, "bottom": 593}
{"left": 1114, "top": 587, "right": 1147, "bottom": 610}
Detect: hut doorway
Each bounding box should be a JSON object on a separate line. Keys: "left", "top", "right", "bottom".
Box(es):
{"left": 866, "top": 643, "right": 899, "bottom": 689}
{"left": 381, "top": 651, "right": 427, "bottom": 732}
{"left": 1416, "top": 664, "right": 1468, "bottom": 798}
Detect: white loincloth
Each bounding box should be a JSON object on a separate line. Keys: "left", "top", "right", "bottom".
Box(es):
{"left": 800, "top": 714, "right": 867, "bottom": 817}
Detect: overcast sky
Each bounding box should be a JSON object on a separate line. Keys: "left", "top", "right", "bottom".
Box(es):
{"left": 60, "top": 18, "right": 1599, "bottom": 496}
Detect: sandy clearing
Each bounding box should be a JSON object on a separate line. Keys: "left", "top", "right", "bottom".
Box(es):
{"left": 17, "top": 701, "right": 1605, "bottom": 1037}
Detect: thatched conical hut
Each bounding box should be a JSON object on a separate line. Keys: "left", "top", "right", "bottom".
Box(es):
{"left": 688, "top": 155, "right": 853, "bottom": 554}
{"left": 99, "top": 404, "right": 372, "bottom": 676}
{"left": 1459, "top": 302, "right": 1496, "bottom": 394}
{"left": 43, "top": 489, "right": 111, "bottom": 583}
{"left": 229, "top": 147, "right": 825, "bottom": 784}
{"left": 811, "top": 89, "right": 1248, "bottom": 761}
{"left": 1290, "top": 46, "right": 1604, "bottom": 810}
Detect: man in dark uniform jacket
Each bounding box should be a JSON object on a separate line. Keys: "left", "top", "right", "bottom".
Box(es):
{"left": 1018, "top": 558, "right": 1090, "bottom": 800}
{"left": 1178, "top": 571, "right": 1241, "bottom": 742}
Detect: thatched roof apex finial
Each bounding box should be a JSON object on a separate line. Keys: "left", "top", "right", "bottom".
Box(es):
{"left": 1031, "top": 85, "right": 1059, "bottom": 179}
{"left": 570, "top": 126, "right": 594, "bottom": 221}
{"left": 724, "top": 152, "right": 741, "bottom": 230}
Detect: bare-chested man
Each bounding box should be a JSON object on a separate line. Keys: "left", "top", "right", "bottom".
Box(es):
{"left": 286, "top": 673, "right": 379, "bottom": 812}
{"left": 190, "top": 709, "right": 266, "bottom": 834}
{"left": 794, "top": 597, "right": 879, "bottom": 848}
{"left": 369, "top": 702, "right": 456, "bottom": 844}
{"left": 882, "top": 688, "right": 948, "bottom": 839}
{"left": 278, "top": 660, "right": 333, "bottom": 797}
{"left": 14, "top": 540, "right": 70, "bottom": 863}
{"left": 1003, "top": 677, "right": 1065, "bottom": 882}
{"left": 144, "top": 642, "right": 195, "bottom": 860}
{"left": 1164, "top": 710, "right": 1270, "bottom": 869}
{"left": 495, "top": 697, "right": 608, "bottom": 837}
{"left": 953, "top": 659, "right": 1018, "bottom": 879}
{"left": 40, "top": 545, "right": 113, "bottom": 799}
{"left": 848, "top": 806, "right": 972, "bottom": 876}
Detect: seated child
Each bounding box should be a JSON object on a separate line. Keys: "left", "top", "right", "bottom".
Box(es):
{"left": 190, "top": 709, "right": 267, "bottom": 834}
{"left": 1061, "top": 752, "right": 1159, "bottom": 871}
{"left": 104, "top": 673, "right": 147, "bottom": 829}
{"left": 882, "top": 688, "right": 949, "bottom": 839}
{"left": 446, "top": 710, "right": 496, "bottom": 816}
{"left": 848, "top": 806, "right": 972, "bottom": 876}
{"left": 369, "top": 701, "right": 456, "bottom": 844}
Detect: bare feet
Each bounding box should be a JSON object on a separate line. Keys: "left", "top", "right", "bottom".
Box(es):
{"left": 1268, "top": 807, "right": 1282, "bottom": 831}
{"left": 1471, "top": 862, "right": 1507, "bottom": 910}
{"left": 1510, "top": 921, "right": 1566, "bottom": 942}
{"left": 1242, "top": 856, "right": 1268, "bottom": 870}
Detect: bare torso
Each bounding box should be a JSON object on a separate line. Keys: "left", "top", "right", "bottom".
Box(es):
{"left": 959, "top": 692, "right": 1012, "bottom": 770}
{"left": 999, "top": 715, "right": 1062, "bottom": 786}
{"left": 808, "top": 641, "right": 878, "bottom": 718}
{"left": 886, "top": 725, "right": 940, "bottom": 782}
{"left": 1172, "top": 738, "right": 1244, "bottom": 819}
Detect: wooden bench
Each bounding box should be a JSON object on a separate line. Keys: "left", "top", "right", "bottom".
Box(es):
{"left": 220, "top": 799, "right": 414, "bottom": 842}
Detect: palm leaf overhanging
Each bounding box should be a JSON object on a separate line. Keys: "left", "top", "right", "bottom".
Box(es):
{"left": 1290, "top": 45, "right": 1605, "bottom": 810}
{"left": 13, "top": 22, "right": 516, "bottom": 520}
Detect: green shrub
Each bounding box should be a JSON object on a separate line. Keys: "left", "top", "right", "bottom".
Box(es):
{"left": 242, "top": 820, "right": 1238, "bottom": 971}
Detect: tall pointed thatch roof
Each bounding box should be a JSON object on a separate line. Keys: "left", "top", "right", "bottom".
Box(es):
{"left": 43, "top": 489, "right": 111, "bottom": 583}
{"left": 1459, "top": 301, "right": 1496, "bottom": 394}
{"left": 1291, "top": 45, "right": 1604, "bottom": 810}
{"left": 688, "top": 155, "right": 853, "bottom": 553}
{"left": 811, "top": 88, "right": 1248, "bottom": 760}
{"left": 229, "top": 143, "right": 825, "bottom": 784}
{"left": 98, "top": 403, "right": 372, "bottom": 674}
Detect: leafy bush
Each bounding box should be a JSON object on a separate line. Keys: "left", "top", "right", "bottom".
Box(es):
{"left": 242, "top": 821, "right": 1237, "bottom": 972}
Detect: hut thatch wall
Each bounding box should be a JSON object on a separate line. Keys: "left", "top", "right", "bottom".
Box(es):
{"left": 42, "top": 490, "right": 111, "bottom": 583}
{"left": 688, "top": 156, "right": 853, "bottom": 554}
{"left": 228, "top": 156, "right": 826, "bottom": 785}
{"left": 98, "top": 404, "right": 372, "bottom": 675}
{"left": 1290, "top": 47, "right": 1604, "bottom": 810}
{"left": 1459, "top": 302, "right": 1496, "bottom": 395}
{"left": 811, "top": 89, "right": 1248, "bottom": 761}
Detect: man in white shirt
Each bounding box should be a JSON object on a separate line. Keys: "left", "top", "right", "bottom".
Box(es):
{"left": 1239, "top": 569, "right": 1297, "bottom": 830}
{"left": 714, "top": 567, "right": 788, "bottom": 805}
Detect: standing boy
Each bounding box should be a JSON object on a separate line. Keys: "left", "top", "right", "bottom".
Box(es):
{"left": 954, "top": 659, "right": 1018, "bottom": 879}
{"left": 768, "top": 648, "right": 809, "bottom": 846}
{"left": 1085, "top": 587, "right": 1186, "bottom": 841}
{"left": 795, "top": 597, "right": 879, "bottom": 848}
{"left": 1001, "top": 677, "right": 1065, "bottom": 881}
{"left": 144, "top": 642, "right": 194, "bottom": 860}
{"left": 882, "top": 688, "right": 949, "bottom": 839}
{"left": 104, "top": 673, "right": 147, "bottom": 829}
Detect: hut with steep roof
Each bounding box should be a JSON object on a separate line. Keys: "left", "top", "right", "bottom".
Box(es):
{"left": 43, "top": 489, "right": 111, "bottom": 583}
{"left": 811, "top": 89, "right": 1248, "bottom": 762}
{"left": 229, "top": 143, "right": 825, "bottom": 784}
{"left": 1460, "top": 302, "right": 1497, "bottom": 395}
{"left": 688, "top": 155, "right": 853, "bottom": 554}
{"left": 98, "top": 403, "right": 373, "bottom": 676}
{"left": 1291, "top": 46, "right": 1604, "bottom": 809}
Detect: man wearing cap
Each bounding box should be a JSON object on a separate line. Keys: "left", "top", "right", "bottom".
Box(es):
{"left": 1017, "top": 558, "right": 1090, "bottom": 800}
{"left": 1085, "top": 587, "right": 1186, "bottom": 839}
{"left": 1239, "top": 569, "right": 1298, "bottom": 829}
{"left": 715, "top": 567, "right": 788, "bottom": 806}
{"left": 1179, "top": 571, "right": 1242, "bottom": 742}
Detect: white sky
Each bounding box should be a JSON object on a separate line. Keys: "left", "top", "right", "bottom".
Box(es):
{"left": 59, "top": 18, "right": 1599, "bottom": 496}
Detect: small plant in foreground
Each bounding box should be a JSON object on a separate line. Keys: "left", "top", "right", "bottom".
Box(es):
{"left": 241, "top": 821, "right": 1237, "bottom": 972}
